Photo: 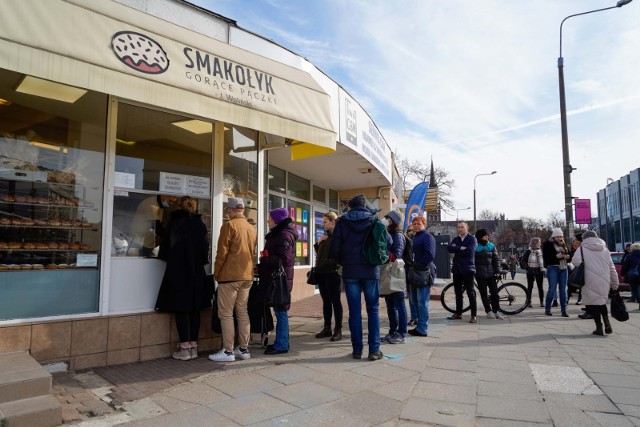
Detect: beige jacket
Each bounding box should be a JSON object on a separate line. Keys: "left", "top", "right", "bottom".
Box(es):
{"left": 214, "top": 215, "right": 257, "bottom": 282}
{"left": 571, "top": 237, "right": 619, "bottom": 306}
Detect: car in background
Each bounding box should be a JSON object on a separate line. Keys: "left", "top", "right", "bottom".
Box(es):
{"left": 610, "top": 252, "right": 629, "bottom": 292}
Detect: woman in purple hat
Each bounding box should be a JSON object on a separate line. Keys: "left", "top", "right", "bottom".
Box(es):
{"left": 258, "top": 208, "right": 298, "bottom": 354}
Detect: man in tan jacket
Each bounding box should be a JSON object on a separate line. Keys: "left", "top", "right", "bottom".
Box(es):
{"left": 209, "top": 198, "right": 257, "bottom": 362}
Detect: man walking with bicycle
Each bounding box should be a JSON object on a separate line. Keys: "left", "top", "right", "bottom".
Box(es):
{"left": 447, "top": 221, "right": 478, "bottom": 323}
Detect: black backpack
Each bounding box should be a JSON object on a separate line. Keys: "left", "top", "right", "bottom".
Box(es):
{"left": 519, "top": 249, "right": 531, "bottom": 270}
{"left": 402, "top": 235, "right": 414, "bottom": 265}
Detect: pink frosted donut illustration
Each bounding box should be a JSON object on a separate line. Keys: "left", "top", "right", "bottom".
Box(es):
{"left": 111, "top": 31, "right": 169, "bottom": 74}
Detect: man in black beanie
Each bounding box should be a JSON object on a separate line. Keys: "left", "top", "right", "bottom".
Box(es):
{"left": 330, "top": 194, "right": 388, "bottom": 361}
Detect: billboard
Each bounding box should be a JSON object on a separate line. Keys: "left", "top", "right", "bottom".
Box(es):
{"left": 575, "top": 199, "right": 592, "bottom": 225}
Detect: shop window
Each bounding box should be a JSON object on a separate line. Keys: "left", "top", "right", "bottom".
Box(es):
{"left": 0, "top": 69, "right": 106, "bottom": 320}
{"left": 329, "top": 189, "right": 339, "bottom": 210}
{"left": 288, "top": 173, "right": 310, "bottom": 201}
{"left": 313, "top": 185, "right": 326, "bottom": 204}
{"left": 223, "top": 126, "right": 258, "bottom": 229}
{"left": 112, "top": 103, "right": 212, "bottom": 257}
{"left": 267, "top": 195, "right": 310, "bottom": 266}
{"left": 268, "top": 165, "right": 285, "bottom": 194}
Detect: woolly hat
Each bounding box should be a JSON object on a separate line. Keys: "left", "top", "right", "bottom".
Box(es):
{"left": 384, "top": 210, "right": 403, "bottom": 226}
{"left": 475, "top": 228, "right": 489, "bottom": 240}
{"left": 348, "top": 194, "right": 366, "bottom": 208}
{"left": 269, "top": 208, "right": 289, "bottom": 224}
{"left": 550, "top": 228, "right": 564, "bottom": 238}
{"left": 582, "top": 230, "right": 598, "bottom": 239}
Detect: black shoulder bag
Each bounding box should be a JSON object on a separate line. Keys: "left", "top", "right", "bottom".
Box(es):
{"left": 569, "top": 246, "right": 586, "bottom": 288}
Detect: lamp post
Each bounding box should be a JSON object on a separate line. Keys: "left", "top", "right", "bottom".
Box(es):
{"left": 456, "top": 206, "right": 471, "bottom": 221}
{"left": 473, "top": 171, "right": 497, "bottom": 232}
{"left": 558, "top": 0, "right": 633, "bottom": 241}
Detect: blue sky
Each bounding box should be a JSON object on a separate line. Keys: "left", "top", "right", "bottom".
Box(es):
{"left": 193, "top": 0, "right": 640, "bottom": 222}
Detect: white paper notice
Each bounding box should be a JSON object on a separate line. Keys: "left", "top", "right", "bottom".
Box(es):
{"left": 77, "top": 254, "right": 98, "bottom": 267}
{"left": 159, "top": 172, "right": 185, "bottom": 194}
{"left": 186, "top": 175, "right": 210, "bottom": 197}
{"left": 114, "top": 171, "right": 136, "bottom": 189}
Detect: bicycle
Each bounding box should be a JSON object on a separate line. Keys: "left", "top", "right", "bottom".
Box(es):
{"left": 440, "top": 272, "right": 529, "bottom": 315}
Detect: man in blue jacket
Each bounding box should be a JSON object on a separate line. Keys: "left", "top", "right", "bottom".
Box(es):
{"left": 330, "top": 194, "right": 388, "bottom": 361}
{"left": 447, "top": 221, "right": 478, "bottom": 323}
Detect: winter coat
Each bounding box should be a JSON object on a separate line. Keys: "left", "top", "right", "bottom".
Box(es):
{"left": 388, "top": 229, "right": 405, "bottom": 261}
{"left": 448, "top": 233, "right": 477, "bottom": 274}
{"left": 314, "top": 230, "right": 339, "bottom": 275}
{"left": 155, "top": 209, "right": 209, "bottom": 312}
{"left": 571, "top": 237, "right": 619, "bottom": 306}
{"left": 214, "top": 215, "right": 257, "bottom": 282}
{"left": 542, "top": 239, "right": 569, "bottom": 268}
{"left": 329, "top": 207, "right": 391, "bottom": 280}
{"left": 412, "top": 229, "right": 436, "bottom": 280}
{"left": 621, "top": 249, "right": 640, "bottom": 284}
{"left": 475, "top": 241, "right": 500, "bottom": 279}
{"left": 257, "top": 218, "right": 298, "bottom": 310}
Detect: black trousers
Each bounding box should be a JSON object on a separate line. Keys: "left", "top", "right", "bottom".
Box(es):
{"left": 586, "top": 304, "right": 610, "bottom": 330}
{"left": 453, "top": 272, "right": 476, "bottom": 316}
{"left": 526, "top": 272, "right": 545, "bottom": 305}
{"left": 317, "top": 272, "right": 343, "bottom": 328}
{"left": 477, "top": 276, "right": 499, "bottom": 313}
{"left": 175, "top": 310, "right": 201, "bottom": 343}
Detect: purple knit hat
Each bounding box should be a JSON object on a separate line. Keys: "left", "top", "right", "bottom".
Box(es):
{"left": 269, "top": 208, "right": 289, "bottom": 224}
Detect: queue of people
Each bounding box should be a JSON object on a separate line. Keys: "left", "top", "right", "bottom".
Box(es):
{"left": 157, "top": 193, "right": 636, "bottom": 364}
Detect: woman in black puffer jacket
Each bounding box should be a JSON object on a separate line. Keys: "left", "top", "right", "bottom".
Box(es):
{"left": 474, "top": 229, "right": 503, "bottom": 319}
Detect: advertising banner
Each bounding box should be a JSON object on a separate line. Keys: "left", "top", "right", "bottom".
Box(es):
{"left": 403, "top": 182, "right": 429, "bottom": 233}
{"left": 575, "top": 198, "right": 592, "bottom": 225}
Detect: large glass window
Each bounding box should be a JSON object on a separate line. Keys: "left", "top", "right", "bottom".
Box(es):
{"left": 288, "top": 173, "right": 310, "bottom": 200}
{"left": 0, "top": 69, "right": 106, "bottom": 320}
{"left": 112, "top": 104, "right": 212, "bottom": 257}
{"left": 223, "top": 126, "right": 258, "bottom": 230}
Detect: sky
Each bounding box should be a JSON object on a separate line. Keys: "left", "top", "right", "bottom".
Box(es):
{"left": 193, "top": 0, "right": 640, "bottom": 223}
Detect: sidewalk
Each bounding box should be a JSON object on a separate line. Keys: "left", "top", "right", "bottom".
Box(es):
{"left": 54, "top": 277, "right": 640, "bottom": 426}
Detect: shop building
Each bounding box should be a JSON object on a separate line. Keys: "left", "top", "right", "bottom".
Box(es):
{"left": 0, "top": 0, "right": 401, "bottom": 370}
{"left": 597, "top": 169, "right": 640, "bottom": 251}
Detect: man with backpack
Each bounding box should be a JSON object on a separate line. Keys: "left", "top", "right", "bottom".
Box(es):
{"left": 330, "top": 194, "right": 391, "bottom": 361}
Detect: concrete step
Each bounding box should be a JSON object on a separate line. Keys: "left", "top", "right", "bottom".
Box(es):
{"left": 0, "top": 351, "right": 52, "bottom": 404}
{"left": 0, "top": 394, "right": 62, "bottom": 427}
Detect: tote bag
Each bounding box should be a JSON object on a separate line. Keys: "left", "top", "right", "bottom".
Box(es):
{"left": 569, "top": 247, "right": 586, "bottom": 288}
{"left": 266, "top": 260, "right": 291, "bottom": 307}
{"left": 610, "top": 291, "right": 629, "bottom": 322}
{"left": 380, "top": 260, "right": 406, "bottom": 295}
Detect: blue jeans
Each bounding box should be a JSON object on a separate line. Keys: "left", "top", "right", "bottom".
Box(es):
{"left": 545, "top": 266, "right": 568, "bottom": 313}
{"left": 344, "top": 278, "right": 380, "bottom": 354}
{"left": 410, "top": 285, "right": 431, "bottom": 335}
{"left": 407, "top": 284, "right": 418, "bottom": 321}
{"left": 273, "top": 308, "right": 289, "bottom": 351}
{"left": 384, "top": 293, "right": 407, "bottom": 336}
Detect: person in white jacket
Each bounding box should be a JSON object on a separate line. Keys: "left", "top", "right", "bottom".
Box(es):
{"left": 571, "top": 230, "right": 619, "bottom": 336}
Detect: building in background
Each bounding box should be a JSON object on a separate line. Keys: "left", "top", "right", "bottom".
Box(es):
{"left": 597, "top": 168, "right": 640, "bottom": 251}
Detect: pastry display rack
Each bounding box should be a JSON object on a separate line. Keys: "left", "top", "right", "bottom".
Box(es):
{"left": 0, "top": 173, "right": 99, "bottom": 272}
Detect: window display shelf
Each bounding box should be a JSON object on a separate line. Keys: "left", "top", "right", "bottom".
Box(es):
{"left": 0, "top": 201, "right": 97, "bottom": 209}
{"left": 0, "top": 225, "right": 96, "bottom": 230}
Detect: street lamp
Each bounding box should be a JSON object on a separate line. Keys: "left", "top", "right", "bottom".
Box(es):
{"left": 557, "top": 0, "right": 633, "bottom": 242}
{"left": 456, "top": 206, "right": 471, "bottom": 221}
{"left": 473, "top": 171, "right": 497, "bottom": 232}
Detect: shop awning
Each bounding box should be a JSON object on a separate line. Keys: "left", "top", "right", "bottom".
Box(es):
{"left": 0, "top": 0, "right": 336, "bottom": 156}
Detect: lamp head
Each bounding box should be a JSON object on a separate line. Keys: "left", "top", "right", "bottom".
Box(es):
{"left": 491, "top": 171, "right": 497, "bottom": 175}
{"left": 616, "top": 0, "right": 632, "bottom": 7}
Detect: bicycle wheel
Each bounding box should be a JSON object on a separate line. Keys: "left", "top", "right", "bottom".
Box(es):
{"left": 440, "top": 283, "right": 471, "bottom": 314}
{"left": 497, "top": 282, "right": 529, "bottom": 315}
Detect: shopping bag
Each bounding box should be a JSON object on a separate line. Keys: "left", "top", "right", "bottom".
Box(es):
{"left": 266, "top": 261, "right": 291, "bottom": 307}
{"left": 610, "top": 291, "right": 629, "bottom": 322}
{"left": 568, "top": 247, "right": 585, "bottom": 288}
{"left": 380, "top": 262, "right": 406, "bottom": 295}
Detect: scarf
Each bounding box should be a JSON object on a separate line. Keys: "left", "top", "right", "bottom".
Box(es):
{"left": 553, "top": 240, "right": 568, "bottom": 270}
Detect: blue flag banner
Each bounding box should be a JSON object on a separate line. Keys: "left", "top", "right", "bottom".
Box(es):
{"left": 403, "top": 181, "right": 429, "bottom": 233}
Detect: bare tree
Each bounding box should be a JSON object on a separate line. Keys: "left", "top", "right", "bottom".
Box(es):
{"left": 397, "top": 155, "right": 456, "bottom": 212}
{"left": 478, "top": 209, "right": 502, "bottom": 220}
{"left": 547, "top": 211, "right": 565, "bottom": 229}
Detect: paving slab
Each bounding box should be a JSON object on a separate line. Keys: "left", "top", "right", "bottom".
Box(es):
{"left": 399, "top": 397, "right": 475, "bottom": 426}
{"left": 116, "top": 405, "right": 237, "bottom": 427}
{"left": 265, "top": 380, "right": 345, "bottom": 409}
{"left": 600, "top": 385, "right": 640, "bottom": 406}
{"left": 203, "top": 371, "right": 284, "bottom": 398}
{"left": 311, "top": 370, "right": 385, "bottom": 394}
{"left": 412, "top": 380, "right": 477, "bottom": 404}
{"left": 530, "top": 364, "right": 603, "bottom": 394}
{"left": 477, "top": 395, "right": 550, "bottom": 423}
{"left": 206, "top": 392, "right": 297, "bottom": 425}
{"left": 328, "top": 390, "right": 404, "bottom": 425}
{"left": 420, "top": 366, "right": 477, "bottom": 386}
{"left": 477, "top": 380, "right": 542, "bottom": 401}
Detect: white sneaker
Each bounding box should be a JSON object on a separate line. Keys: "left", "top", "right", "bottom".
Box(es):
{"left": 208, "top": 349, "right": 235, "bottom": 362}
{"left": 486, "top": 312, "right": 496, "bottom": 319}
{"left": 233, "top": 347, "right": 251, "bottom": 360}
{"left": 495, "top": 312, "right": 504, "bottom": 320}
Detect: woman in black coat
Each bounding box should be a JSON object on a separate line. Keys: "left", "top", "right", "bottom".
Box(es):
{"left": 155, "top": 196, "right": 209, "bottom": 361}
{"left": 258, "top": 208, "right": 298, "bottom": 355}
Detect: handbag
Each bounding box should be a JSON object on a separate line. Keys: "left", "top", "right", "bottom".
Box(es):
{"left": 610, "top": 291, "right": 629, "bottom": 322}
{"left": 266, "top": 260, "right": 291, "bottom": 307}
{"left": 379, "top": 260, "right": 406, "bottom": 295}
{"left": 568, "top": 246, "right": 586, "bottom": 288}
{"left": 306, "top": 267, "right": 316, "bottom": 285}
{"left": 407, "top": 263, "right": 432, "bottom": 288}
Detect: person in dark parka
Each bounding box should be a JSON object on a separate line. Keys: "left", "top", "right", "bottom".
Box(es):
{"left": 156, "top": 196, "right": 209, "bottom": 361}
{"left": 258, "top": 208, "right": 298, "bottom": 355}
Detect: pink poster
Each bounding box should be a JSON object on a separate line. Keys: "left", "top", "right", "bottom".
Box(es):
{"left": 575, "top": 199, "right": 591, "bottom": 225}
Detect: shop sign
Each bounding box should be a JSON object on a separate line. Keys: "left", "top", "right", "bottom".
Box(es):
{"left": 575, "top": 199, "right": 592, "bottom": 225}
{"left": 159, "top": 172, "right": 210, "bottom": 197}
{"left": 77, "top": 254, "right": 98, "bottom": 267}
{"left": 159, "top": 172, "right": 186, "bottom": 194}
{"left": 185, "top": 175, "right": 210, "bottom": 197}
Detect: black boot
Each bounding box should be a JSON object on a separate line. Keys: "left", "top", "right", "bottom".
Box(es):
{"left": 315, "top": 326, "right": 332, "bottom": 338}
{"left": 592, "top": 312, "right": 604, "bottom": 336}
{"left": 603, "top": 314, "right": 612, "bottom": 335}
{"left": 330, "top": 327, "right": 342, "bottom": 341}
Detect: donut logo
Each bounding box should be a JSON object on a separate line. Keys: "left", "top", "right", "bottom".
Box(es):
{"left": 111, "top": 31, "right": 169, "bottom": 75}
